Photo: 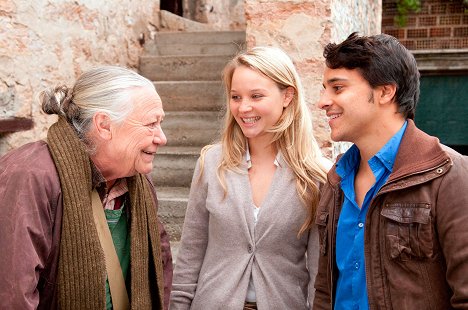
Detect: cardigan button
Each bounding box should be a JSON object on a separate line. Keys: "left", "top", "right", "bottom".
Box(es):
{"left": 248, "top": 244, "right": 253, "bottom": 253}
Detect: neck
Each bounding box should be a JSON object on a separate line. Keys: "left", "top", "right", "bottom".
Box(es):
{"left": 356, "top": 118, "right": 405, "bottom": 162}
{"left": 248, "top": 139, "right": 276, "bottom": 162}
{"left": 90, "top": 152, "right": 118, "bottom": 191}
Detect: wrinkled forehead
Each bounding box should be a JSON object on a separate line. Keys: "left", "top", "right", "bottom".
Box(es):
{"left": 128, "top": 87, "right": 164, "bottom": 118}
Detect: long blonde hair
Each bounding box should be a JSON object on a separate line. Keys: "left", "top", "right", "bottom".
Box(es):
{"left": 201, "top": 46, "right": 327, "bottom": 235}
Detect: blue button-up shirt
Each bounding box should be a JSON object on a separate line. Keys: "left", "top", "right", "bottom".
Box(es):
{"left": 334, "top": 121, "right": 407, "bottom": 310}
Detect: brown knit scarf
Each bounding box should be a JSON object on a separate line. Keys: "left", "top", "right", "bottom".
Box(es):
{"left": 47, "top": 117, "right": 164, "bottom": 309}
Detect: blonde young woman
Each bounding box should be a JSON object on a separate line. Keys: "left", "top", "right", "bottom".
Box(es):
{"left": 170, "top": 47, "right": 329, "bottom": 310}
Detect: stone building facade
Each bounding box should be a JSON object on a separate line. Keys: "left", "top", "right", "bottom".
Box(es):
{"left": 0, "top": 0, "right": 160, "bottom": 154}
{"left": 0, "top": 0, "right": 381, "bottom": 157}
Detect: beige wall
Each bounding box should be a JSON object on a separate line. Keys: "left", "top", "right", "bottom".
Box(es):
{"left": 245, "top": 0, "right": 381, "bottom": 158}
{"left": 0, "top": 0, "right": 160, "bottom": 154}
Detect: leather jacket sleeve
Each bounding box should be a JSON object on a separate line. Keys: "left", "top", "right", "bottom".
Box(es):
{"left": 0, "top": 146, "right": 60, "bottom": 309}
{"left": 436, "top": 153, "right": 468, "bottom": 308}
{"left": 313, "top": 181, "right": 334, "bottom": 310}
{"left": 307, "top": 224, "right": 319, "bottom": 307}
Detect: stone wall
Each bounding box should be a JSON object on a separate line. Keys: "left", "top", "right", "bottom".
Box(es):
{"left": 244, "top": 0, "right": 381, "bottom": 158}
{"left": 1, "top": 0, "right": 382, "bottom": 158}
{"left": 0, "top": 0, "right": 160, "bottom": 154}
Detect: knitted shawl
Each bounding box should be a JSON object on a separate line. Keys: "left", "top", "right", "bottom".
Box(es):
{"left": 47, "top": 117, "right": 164, "bottom": 309}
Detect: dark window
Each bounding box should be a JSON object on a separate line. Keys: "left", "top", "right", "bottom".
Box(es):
{"left": 415, "top": 75, "right": 468, "bottom": 155}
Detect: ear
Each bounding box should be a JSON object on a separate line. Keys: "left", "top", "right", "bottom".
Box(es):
{"left": 283, "top": 87, "right": 295, "bottom": 108}
{"left": 378, "top": 84, "right": 397, "bottom": 105}
{"left": 92, "top": 112, "right": 112, "bottom": 140}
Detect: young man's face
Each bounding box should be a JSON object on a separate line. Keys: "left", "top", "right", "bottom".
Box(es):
{"left": 318, "top": 67, "right": 380, "bottom": 144}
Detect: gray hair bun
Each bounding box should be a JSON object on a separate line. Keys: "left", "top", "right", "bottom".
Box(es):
{"left": 40, "top": 85, "right": 80, "bottom": 122}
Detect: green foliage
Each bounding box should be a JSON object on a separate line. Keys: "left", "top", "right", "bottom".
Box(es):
{"left": 395, "top": 0, "right": 468, "bottom": 27}
{"left": 395, "top": 0, "right": 421, "bottom": 27}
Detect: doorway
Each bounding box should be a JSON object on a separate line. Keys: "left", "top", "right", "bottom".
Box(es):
{"left": 161, "top": 0, "right": 183, "bottom": 16}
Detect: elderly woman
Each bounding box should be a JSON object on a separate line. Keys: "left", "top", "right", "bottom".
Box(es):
{"left": 0, "top": 66, "right": 172, "bottom": 309}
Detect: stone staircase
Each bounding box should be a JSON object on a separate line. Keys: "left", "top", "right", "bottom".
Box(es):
{"left": 139, "top": 31, "right": 246, "bottom": 260}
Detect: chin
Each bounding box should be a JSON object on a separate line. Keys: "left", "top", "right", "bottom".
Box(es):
{"left": 137, "top": 166, "right": 153, "bottom": 175}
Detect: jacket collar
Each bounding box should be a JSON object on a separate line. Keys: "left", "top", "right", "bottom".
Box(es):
{"left": 327, "top": 119, "right": 450, "bottom": 187}
{"left": 388, "top": 119, "right": 450, "bottom": 182}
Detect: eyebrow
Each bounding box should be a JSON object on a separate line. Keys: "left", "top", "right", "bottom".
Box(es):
{"left": 323, "top": 77, "right": 349, "bottom": 88}
{"left": 230, "top": 88, "right": 267, "bottom": 93}
{"left": 326, "top": 77, "right": 348, "bottom": 84}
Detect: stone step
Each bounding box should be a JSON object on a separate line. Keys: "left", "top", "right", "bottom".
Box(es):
{"left": 145, "top": 31, "right": 246, "bottom": 56}
{"left": 152, "top": 146, "right": 201, "bottom": 187}
{"left": 163, "top": 111, "right": 222, "bottom": 147}
{"left": 158, "top": 10, "right": 215, "bottom": 33}
{"left": 157, "top": 186, "right": 189, "bottom": 243}
{"left": 146, "top": 40, "right": 243, "bottom": 56}
{"left": 155, "top": 81, "right": 225, "bottom": 111}
{"left": 139, "top": 55, "right": 232, "bottom": 81}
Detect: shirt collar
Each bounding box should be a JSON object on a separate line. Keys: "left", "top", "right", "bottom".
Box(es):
{"left": 103, "top": 178, "right": 129, "bottom": 210}
{"left": 245, "top": 143, "right": 281, "bottom": 170}
{"left": 90, "top": 160, "right": 129, "bottom": 209}
{"left": 374, "top": 121, "right": 407, "bottom": 171}
{"left": 336, "top": 121, "right": 408, "bottom": 178}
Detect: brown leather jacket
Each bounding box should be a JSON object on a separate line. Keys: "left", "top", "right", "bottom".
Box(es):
{"left": 313, "top": 120, "right": 468, "bottom": 310}
{"left": 0, "top": 141, "right": 173, "bottom": 309}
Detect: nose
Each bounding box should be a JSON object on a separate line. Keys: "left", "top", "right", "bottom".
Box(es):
{"left": 318, "top": 91, "right": 332, "bottom": 110}
{"left": 154, "top": 128, "right": 167, "bottom": 146}
{"left": 238, "top": 99, "right": 253, "bottom": 113}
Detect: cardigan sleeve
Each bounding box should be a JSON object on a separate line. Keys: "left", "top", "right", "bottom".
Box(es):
{"left": 158, "top": 219, "right": 173, "bottom": 310}
{"left": 169, "top": 157, "right": 209, "bottom": 309}
{"left": 307, "top": 223, "right": 320, "bottom": 308}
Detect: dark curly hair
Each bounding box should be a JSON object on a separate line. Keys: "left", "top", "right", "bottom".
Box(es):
{"left": 323, "top": 32, "right": 420, "bottom": 119}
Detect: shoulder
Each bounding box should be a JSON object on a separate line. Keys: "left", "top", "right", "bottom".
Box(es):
{"left": 442, "top": 145, "right": 468, "bottom": 178}
{"left": 1, "top": 140, "right": 60, "bottom": 193}
{"left": 198, "top": 144, "right": 223, "bottom": 170}
{"left": 442, "top": 145, "right": 467, "bottom": 162}
{"left": 201, "top": 143, "right": 222, "bottom": 161}
{"left": 1, "top": 140, "right": 56, "bottom": 172}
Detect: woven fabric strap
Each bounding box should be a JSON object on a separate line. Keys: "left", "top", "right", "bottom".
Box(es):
{"left": 91, "top": 190, "right": 130, "bottom": 310}
{"left": 47, "top": 117, "right": 164, "bottom": 309}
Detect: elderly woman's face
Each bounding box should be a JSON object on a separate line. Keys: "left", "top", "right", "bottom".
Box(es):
{"left": 106, "top": 87, "right": 167, "bottom": 179}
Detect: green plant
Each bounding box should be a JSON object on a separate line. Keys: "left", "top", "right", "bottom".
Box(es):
{"left": 395, "top": 0, "right": 468, "bottom": 27}
{"left": 395, "top": 0, "right": 421, "bottom": 27}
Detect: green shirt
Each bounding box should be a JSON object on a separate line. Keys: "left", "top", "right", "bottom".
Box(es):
{"left": 104, "top": 203, "right": 130, "bottom": 309}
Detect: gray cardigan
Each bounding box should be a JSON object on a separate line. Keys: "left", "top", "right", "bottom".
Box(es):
{"left": 170, "top": 144, "right": 319, "bottom": 310}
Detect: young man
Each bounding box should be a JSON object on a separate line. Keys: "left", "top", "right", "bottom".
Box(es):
{"left": 313, "top": 32, "right": 468, "bottom": 309}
